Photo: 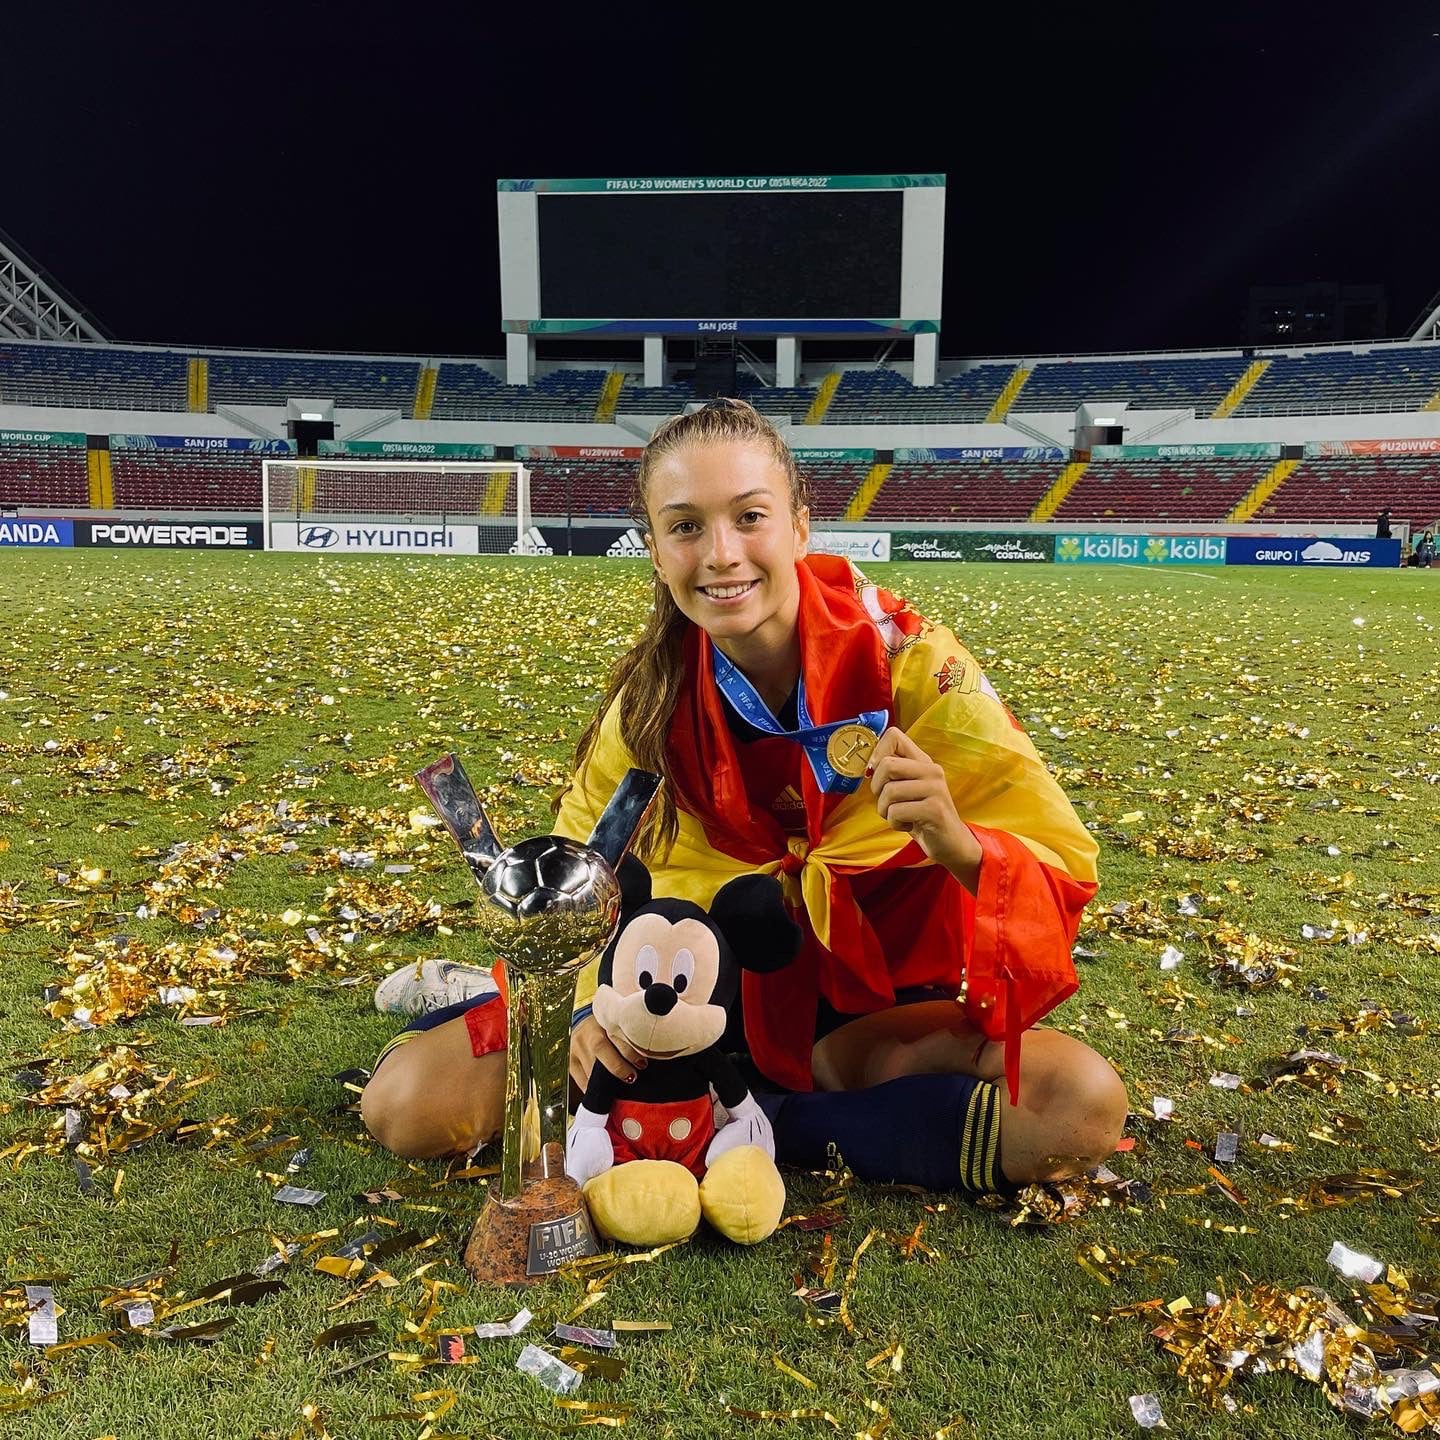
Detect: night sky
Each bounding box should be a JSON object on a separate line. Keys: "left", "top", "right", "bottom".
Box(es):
{"left": 5, "top": 5, "right": 1439, "bottom": 359}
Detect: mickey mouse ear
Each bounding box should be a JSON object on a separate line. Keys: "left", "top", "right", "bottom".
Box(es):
{"left": 709, "top": 874, "right": 802, "bottom": 973}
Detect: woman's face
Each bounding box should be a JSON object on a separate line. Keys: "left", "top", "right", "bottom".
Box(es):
{"left": 644, "top": 440, "right": 809, "bottom": 655}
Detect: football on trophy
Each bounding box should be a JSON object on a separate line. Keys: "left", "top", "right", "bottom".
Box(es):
{"left": 475, "top": 835, "right": 623, "bottom": 977}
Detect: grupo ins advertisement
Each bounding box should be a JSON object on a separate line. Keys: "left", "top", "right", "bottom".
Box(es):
{"left": 1225, "top": 536, "right": 1401, "bottom": 568}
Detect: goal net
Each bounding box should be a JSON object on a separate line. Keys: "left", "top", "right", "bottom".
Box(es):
{"left": 261, "top": 458, "right": 540, "bottom": 555}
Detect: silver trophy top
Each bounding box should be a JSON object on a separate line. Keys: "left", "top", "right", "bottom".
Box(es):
{"left": 415, "top": 755, "right": 661, "bottom": 977}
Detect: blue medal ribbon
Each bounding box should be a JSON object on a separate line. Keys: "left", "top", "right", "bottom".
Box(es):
{"left": 710, "top": 640, "right": 887, "bottom": 795}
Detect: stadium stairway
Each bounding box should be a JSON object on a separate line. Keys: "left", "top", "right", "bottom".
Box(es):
{"left": 1211, "top": 358, "right": 1269, "bottom": 418}
{"left": 1423, "top": 388, "right": 1440, "bottom": 412}
{"left": 86, "top": 445, "right": 113, "bottom": 508}
{"left": 843, "top": 462, "right": 893, "bottom": 520}
{"left": 804, "top": 373, "right": 841, "bottom": 424}
{"left": 985, "top": 365, "right": 1031, "bottom": 422}
{"left": 1030, "top": 460, "right": 1088, "bottom": 522}
{"left": 595, "top": 371, "right": 625, "bottom": 423}
{"left": 187, "top": 358, "right": 209, "bottom": 412}
{"left": 481, "top": 472, "right": 512, "bottom": 515}
{"left": 1226, "top": 456, "right": 1301, "bottom": 522}
{"left": 413, "top": 366, "right": 438, "bottom": 420}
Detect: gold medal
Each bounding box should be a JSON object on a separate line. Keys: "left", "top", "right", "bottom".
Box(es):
{"left": 825, "top": 723, "right": 877, "bottom": 779}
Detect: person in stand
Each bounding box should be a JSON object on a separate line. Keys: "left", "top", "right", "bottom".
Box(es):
{"left": 1376, "top": 508, "right": 1393, "bottom": 540}
{"left": 362, "top": 400, "right": 1127, "bottom": 1198}
{"left": 1417, "top": 530, "right": 1437, "bottom": 568}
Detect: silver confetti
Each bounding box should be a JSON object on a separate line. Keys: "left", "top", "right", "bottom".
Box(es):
{"left": 516, "top": 1343, "right": 582, "bottom": 1395}
{"left": 1327, "top": 1240, "right": 1384, "bottom": 1284}
{"left": 25, "top": 1285, "right": 57, "bottom": 1346}
{"left": 1128, "top": 1393, "right": 1166, "bottom": 1428}
{"left": 475, "top": 1308, "right": 532, "bottom": 1340}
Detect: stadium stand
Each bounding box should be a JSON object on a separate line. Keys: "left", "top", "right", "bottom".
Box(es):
{"left": 800, "top": 460, "right": 868, "bottom": 520}
{"left": 527, "top": 457, "right": 636, "bottom": 517}
{"left": 862, "top": 461, "right": 1062, "bottom": 523}
{"left": 0, "top": 434, "right": 89, "bottom": 507}
{"left": 1010, "top": 355, "right": 1249, "bottom": 414}
{"left": 613, "top": 382, "right": 697, "bottom": 416}
{"left": 0, "top": 342, "right": 187, "bottom": 410}
{"left": 1049, "top": 460, "right": 1267, "bottom": 523}
{"left": 430, "top": 364, "right": 606, "bottom": 421}
{"left": 110, "top": 448, "right": 262, "bottom": 510}
{"left": 1237, "top": 350, "right": 1440, "bottom": 414}
{"left": 823, "top": 367, "right": 1012, "bottom": 423}
{"left": 1253, "top": 457, "right": 1440, "bottom": 528}
{"left": 206, "top": 354, "right": 421, "bottom": 411}
{"left": 735, "top": 384, "right": 820, "bottom": 421}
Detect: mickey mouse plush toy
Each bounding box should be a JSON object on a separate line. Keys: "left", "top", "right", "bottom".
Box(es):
{"left": 566, "top": 864, "right": 801, "bottom": 1246}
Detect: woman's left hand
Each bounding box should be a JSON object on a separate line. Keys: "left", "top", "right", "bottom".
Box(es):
{"left": 866, "top": 726, "right": 981, "bottom": 888}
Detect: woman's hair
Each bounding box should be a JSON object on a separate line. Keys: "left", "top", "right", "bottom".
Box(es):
{"left": 554, "top": 398, "right": 810, "bottom": 860}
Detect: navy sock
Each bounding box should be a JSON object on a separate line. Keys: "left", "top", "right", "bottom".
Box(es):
{"left": 757, "top": 1073, "right": 1007, "bottom": 1195}
{"left": 398, "top": 992, "right": 500, "bottom": 1035}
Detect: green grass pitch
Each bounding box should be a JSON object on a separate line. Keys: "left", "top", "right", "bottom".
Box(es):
{"left": 1, "top": 551, "right": 1437, "bottom": 1438}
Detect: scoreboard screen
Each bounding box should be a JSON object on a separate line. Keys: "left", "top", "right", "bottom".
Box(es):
{"left": 538, "top": 192, "right": 903, "bottom": 319}
{"left": 497, "top": 175, "right": 945, "bottom": 337}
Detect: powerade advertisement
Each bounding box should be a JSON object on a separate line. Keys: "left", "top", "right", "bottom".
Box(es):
{"left": 1225, "top": 537, "right": 1401, "bottom": 568}
{"left": 77, "top": 520, "right": 264, "bottom": 549}
{"left": 1054, "top": 533, "right": 1229, "bottom": 566}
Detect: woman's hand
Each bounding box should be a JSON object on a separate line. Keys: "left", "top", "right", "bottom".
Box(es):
{"left": 866, "top": 726, "right": 982, "bottom": 892}
{"left": 569, "top": 1012, "right": 648, "bottom": 1092}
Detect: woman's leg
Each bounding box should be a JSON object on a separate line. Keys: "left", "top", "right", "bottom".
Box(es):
{"left": 806, "top": 1001, "right": 1128, "bottom": 1184}
{"left": 361, "top": 997, "right": 506, "bottom": 1159}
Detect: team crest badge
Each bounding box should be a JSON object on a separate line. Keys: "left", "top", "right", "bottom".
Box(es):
{"left": 935, "top": 656, "right": 966, "bottom": 695}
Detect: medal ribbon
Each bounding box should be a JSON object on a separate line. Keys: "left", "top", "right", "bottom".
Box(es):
{"left": 710, "top": 640, "right": 886, "bottom": 795}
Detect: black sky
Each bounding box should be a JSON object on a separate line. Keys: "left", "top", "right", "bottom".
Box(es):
{"left": 4, "top": 4, "right": 1439, "bottom": 359}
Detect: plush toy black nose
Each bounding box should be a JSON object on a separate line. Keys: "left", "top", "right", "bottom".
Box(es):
{"left": 644, "top": 983, "right": 678, "bottom": 1016}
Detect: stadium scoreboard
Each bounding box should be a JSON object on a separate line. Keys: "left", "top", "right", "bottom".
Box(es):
{"left": 497, "top": 174, "right": 944, "bottom": 338}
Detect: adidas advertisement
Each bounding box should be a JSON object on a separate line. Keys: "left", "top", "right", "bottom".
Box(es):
{"left": 77, "top": 520, "right": 263, "bottom": 549}
{"left": 604, "top": 526, "right": 650, "bottom": 559}
{"left": 510, "top": 527, "right": 555, "bottom": 555}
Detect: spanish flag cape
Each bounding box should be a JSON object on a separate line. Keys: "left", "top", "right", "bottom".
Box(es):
{"left": 555, "top": 554, "right": 1098, "bottom": 1103}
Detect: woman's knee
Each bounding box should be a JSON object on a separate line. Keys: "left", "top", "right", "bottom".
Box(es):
{"left": 1027, "top": 1040, "right": 1128, "bottom": 1166}
{"left": 361, "top": 1050, "right": 502, "bottom": 1160}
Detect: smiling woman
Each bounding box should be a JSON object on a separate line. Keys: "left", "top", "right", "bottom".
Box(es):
{"left": 362, "top": 399, "right": 1127, "bottom": 1200}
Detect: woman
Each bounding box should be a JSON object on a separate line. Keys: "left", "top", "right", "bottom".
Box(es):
{"left": 364, "top": 400, "right": 1127, "bottom": 1194}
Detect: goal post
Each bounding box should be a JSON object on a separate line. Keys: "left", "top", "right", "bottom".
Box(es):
{"left": 260, "top": 457, "right": 538, "bottom": 555}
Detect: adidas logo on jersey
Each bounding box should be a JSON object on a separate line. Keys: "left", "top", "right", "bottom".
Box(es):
{"left": 510, "top": 526, "right": 554, "bottom": 555}
{"left": 606, "top": 527, "right": 649, "bottom": 559}
{"left": 773, "top": 785, "right": 805, "bottom": 812}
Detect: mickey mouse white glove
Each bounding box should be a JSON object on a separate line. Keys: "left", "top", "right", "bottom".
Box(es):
{"left": 704, "top": 1093, "right": 775, "bottom": 1165}
{"left": 565, "top": 1104, "right": 615, "bottom": 1186}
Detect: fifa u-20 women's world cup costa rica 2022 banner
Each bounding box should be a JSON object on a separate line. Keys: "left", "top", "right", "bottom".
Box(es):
{"left": 318, "top": 440, "right": 498, "bottom": 460}
{"left": 0, "top": 429, "right": 86, "bottom": 447}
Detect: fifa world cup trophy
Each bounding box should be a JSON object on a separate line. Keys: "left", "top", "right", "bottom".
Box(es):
{"left": 416, "top": 753, "right": 661, "bottom": 1284}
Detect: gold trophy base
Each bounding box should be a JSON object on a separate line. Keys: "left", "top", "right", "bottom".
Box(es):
{"left": 463, "top": 1142, "right": 598, "bottom": 1285}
